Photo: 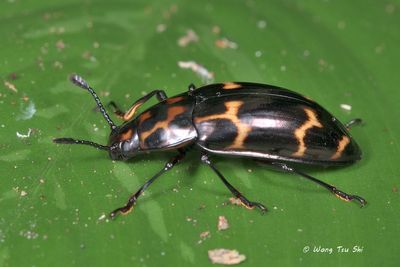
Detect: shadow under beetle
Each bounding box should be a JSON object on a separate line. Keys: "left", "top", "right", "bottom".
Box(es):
{"left": 54, "top": 75, "right": 367, "bottom": 218}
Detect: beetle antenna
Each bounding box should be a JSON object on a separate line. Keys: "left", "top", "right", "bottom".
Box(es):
{"left": 70, "top": 74, "right": 117, "bottom": 131}
{"left": 53, "top": 137, "right": 109, "bottom": 150}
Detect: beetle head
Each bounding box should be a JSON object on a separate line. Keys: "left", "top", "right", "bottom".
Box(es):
{"left": 107, "top": 126, "right": 141, "bottom": 160}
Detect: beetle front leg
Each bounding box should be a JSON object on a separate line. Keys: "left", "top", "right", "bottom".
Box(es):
{"left": 187, "top": 83, "right": 196, "bottom": 96}
{"left": 270, "top": 162, "right": 367, "bottom": 207}
{"left": 201, "top": 154, "right": 267, "bottom": 213}
{"left": 108, "top": 89, "right": 167, "bottom": 121}
{"left": 109, "top": 150, "right": 185, "bottom": 219}
{"left": 345, "top": 118, "right": 363, "bottom": 129}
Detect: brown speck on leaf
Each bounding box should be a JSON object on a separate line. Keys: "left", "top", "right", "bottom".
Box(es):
{"left": 392, "top": 186, "right": 398, "bottom": 193}
{"left": 53, "top": 61, "right": 63, "bottom": 69}
{"left": 37, "top": 57, "right": 45, "bottom": 70}
{"left": 200, "top": 231, "right": 210, "bottom": 239}
{"left": 43, "top": 13, "right": 51, "bottom": 20}
{"left": 198, "top": 230, "right": 211, "bottom": 244}
{"left": 215, "top": 38, "right": 238, "bottom": 49}
{"left": 212, "top": 25, "right": 221, "bottom": 34}
{"left": 56, "top": 39, "right": 65, "bottom": 51}
{"left": 208, "top": 249, "right": 246, "bottom": 265}
{"left": 218, "top": 216, "right": 229, "bottom": 231}
{"left": 8, "top": 73, "right": 18, "bottom": 80}
{"left": 82, "top": 50, "right": 92, "bottom": 60}
{"left": 99, "top": 91, "right": 110, "bottom": 97}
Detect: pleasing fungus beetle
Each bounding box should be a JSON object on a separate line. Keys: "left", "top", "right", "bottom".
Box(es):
{"left": 54, "top": 75, "right": 366, "bottom": 218}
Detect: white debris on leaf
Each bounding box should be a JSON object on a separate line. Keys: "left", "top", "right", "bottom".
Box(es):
{"left": 178, "top": 61, "right": 214, "bottom": 84}
{"left": 16, "top": 128, "right": 32, "bottom": 139}
{"left": 4, "top": 80, "right": 18, "bottom": 93}
{"left": 98, "top": 213, "right": 107, "bottom": 221}
{"left": 17, "top": 101, "right": 36, "bottom": 120}
{"left": 340, "top": 104, "right": 352, "bottom": 111}
{"left": 208, "top": 248, "right": 246, "bottom": 265}
{"left": 217, "top": 216, "right": 229, "bottom": 231}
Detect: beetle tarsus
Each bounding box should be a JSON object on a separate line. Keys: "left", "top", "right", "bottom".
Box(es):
{"left": 333, "top": 188, "right": 367, "bottom": 207}
{"left": 240, "top": 198, "right": 268, "bottom": 213}
{"left": 109, "top": 205, "right": 134, "bottom": 219}
{"left": 345, "top": 118, "right": 363, "bottom": 129}
{"left": 201, "top": 153, "right": 267, "bottom": 214}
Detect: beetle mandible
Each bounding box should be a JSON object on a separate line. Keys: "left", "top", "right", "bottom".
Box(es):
{"left": 54, "top": 75, "right": 366, "bottom": 218}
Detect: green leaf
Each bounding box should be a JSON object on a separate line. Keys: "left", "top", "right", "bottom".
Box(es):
{"left": 1, "top": 1, "right": 399, "bottom": 266}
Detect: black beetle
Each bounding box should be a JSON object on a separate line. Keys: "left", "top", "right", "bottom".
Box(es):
{"left": 54, "top": 75, "right": 366, "bottom": 218}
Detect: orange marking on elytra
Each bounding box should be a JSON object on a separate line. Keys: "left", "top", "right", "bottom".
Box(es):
{"left": 222, "top": 82, "right": 242, "bottom": 90}
{"left": 138, "top": 111, "right": 152, "bottom": 124}
{"left": 119, "top": 128, "right": 133, "bottom": 141}
{"left": 195, "top": 101, "right": 251, "bottom": 149}
{"left": 292, "top": 108, "right": 323, "bottom": 157}
{"left": 140, "top": 106, "right": 187, "bottom": 142}
{"left": 166, "top": 96, "right": 184, "bottom": 104}
{"left": 331, "top": 135, "right": 350, "bottom": 160}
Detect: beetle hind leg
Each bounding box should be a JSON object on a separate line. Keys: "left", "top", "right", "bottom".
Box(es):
{"left": 201, "top": 154, "right": 267, "bottom": 213}
{"left": 270, "top": 162, "right": 367, "bottom": 207}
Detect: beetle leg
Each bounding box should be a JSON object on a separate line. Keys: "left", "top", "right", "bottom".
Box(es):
{"left": 188, "top": 83, "right": 196, "bottom": 96}
{"left": 201, "top": 154, "right": 267, "bottom": 213}
{"left": 108, "top": 90, "right": 167, "bottom": 121}
{"left": 109, "top": 150, "right": 185, "bottom": 219}
{"left": 270, "top": 162, "right": 367, "bottom": 207}
{"left": 345, "top": 118, "right": 363, "bottom": 129}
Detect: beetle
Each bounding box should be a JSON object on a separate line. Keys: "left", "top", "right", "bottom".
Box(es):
{"left": 54, "top": 75, "right": 366, "bottom": 218}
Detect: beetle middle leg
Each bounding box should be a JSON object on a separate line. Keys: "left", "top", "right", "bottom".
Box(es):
{"left": 201, "top": 154, "right": 267, "bottom": 213}
{"left": 269, "top": 162, "right": 367, "bottom": 207}
{"left": 109, "top": 149, "right": 185, "bottom": 219}
{"left": 108, "top": 89, "right": 167, "bottom": 121}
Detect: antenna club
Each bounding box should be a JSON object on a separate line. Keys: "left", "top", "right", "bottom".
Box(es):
{"left": 68, "top": 74, "right": 116, "bottom": 130}
{"left": 70, "top": 74, "right": 89, "bottom": 90}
